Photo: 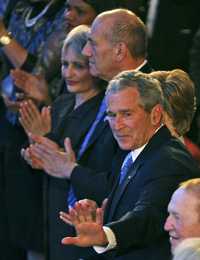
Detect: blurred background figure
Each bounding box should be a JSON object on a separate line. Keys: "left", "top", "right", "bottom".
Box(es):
{"left": 0, "top": 0, "right": 10, "bottom": 17}
{"left": 189, "top": 24, "right": 200, "bottom": 147}
{"left": 145, "top": 0, "right": 200, "bottom": 150}
{"left": 150, "top": 69, "right": 200, "bottom": 164}
{"left": 190, "top": 24, "right": 200, "bottom": 106}
{"left": 146, "top": 0, "right": 200, "bottom": 72}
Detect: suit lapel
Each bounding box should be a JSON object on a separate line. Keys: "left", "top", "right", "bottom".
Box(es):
{"left": 105, "top": 162, "right": 142, "bottom": 222}
{"left": 104, "top": 126, "right": 172, "bottom": 222}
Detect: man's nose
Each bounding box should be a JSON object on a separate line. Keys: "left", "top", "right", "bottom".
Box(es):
{"left": 64, "top": 8, "right": 76, "bottom": 23}
{"left": 164, "top": 216, "right": 173, "bottom": 231}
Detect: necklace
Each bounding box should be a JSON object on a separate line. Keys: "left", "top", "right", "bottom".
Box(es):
{"left": 25, "top": 1, "right": 54, "bottom": 28}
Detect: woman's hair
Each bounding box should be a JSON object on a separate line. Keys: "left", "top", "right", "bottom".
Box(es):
{"left": 62, "top": 24, "right": 106, "bottom": 89}
{"left": 62, "top": 24, "right": 90, "bottom": 64}
{"left": 173, "top": 238, "right": 200, "bottom": 260}
{"left": 150, "top": 69, "right": 196, "bottom": 136}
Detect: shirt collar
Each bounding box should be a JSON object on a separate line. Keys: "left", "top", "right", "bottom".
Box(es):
{"left": 131, "top": 144, "right": 146, "bottom": 164}
{"left": 130, "top": 124, "right": 163, "bottom": 163}
{"left": 134, "top": 59, "right": 147, "bottom": 71}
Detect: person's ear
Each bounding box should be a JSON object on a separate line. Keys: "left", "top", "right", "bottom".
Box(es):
{"left": 150, "top": 104, "right": 163, "bottom": 125}
{"left": 114, "top": 42, "right": 127, "bottom": 62}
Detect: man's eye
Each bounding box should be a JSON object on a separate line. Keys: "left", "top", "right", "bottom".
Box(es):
{"left": 175, "top": 215, "right": 180, "bottom": 221}
{"left": 172, "top": 213, "right": 180, "bottom": 221}
{"left": 106, "top": 111, "right": 115, "bottom": 118}
{"left": 124, "top": 112, "right": 132, "bottom": 117}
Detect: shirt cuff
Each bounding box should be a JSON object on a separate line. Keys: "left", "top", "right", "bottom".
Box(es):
{"left": 93, "top": 226, "right": 117, "bottom": 254}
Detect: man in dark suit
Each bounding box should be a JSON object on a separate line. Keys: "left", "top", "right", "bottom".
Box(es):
{"left": 60, "top": 71, "right": 200, "bottom": 260}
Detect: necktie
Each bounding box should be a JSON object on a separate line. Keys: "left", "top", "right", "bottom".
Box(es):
{"left": 119, "top": 152, "right": 133, "bottom": 185}
{"left": 77, "top": 98, "right": 106, "bottom": 158}
{"left": 67, "top": 98, "right": 106, "bottom": 207}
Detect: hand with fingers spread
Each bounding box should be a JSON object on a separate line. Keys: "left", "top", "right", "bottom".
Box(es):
{"left": 11, "top": 69, "right": 51, "bottom": 104}
{"left": 19, "top": 99, "right": 51, "bottom": 136}
{"left": 60, "top": 200, "right": 108, "bottom": 247}
{"left": 28, "top": 135, "right": 77, "bottom": 178}
{"left": 60, "top": 199, "right": 98, "bottom": 226}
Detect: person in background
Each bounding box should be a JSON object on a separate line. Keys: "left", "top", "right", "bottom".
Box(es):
{"left": 147, "top": 0, "right": 200, "bottom": 72}
{"left": 151, "top": 69, "right": 200, "bottom": 162}
{"left": 150, "top": 69, "right": 200, "bottom": 164}
{"left": 173, "top": 238, "right": 200, "bottom": 260}
{"left": 189, "top": 23, "right": 200, "bottom": 147}
{"left": 164, "top": 178, "right": 200, "bottom": 254}
{"left": 190, "top": 23, "right": 200, "bottom": 106}
{"left": 0, "top": 0, "right": 10, "bottom": 17}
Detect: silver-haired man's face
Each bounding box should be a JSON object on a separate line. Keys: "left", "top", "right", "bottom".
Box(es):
{"left": 164, "top": 188, "right": 200, "bottom": 253}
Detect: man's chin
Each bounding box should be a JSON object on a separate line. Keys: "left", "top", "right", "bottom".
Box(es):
{"left": 116, "top": 140, "right": 132, "bottom": 151}
{"left": 170, "top": 238, "right": 181, "bottom": 254}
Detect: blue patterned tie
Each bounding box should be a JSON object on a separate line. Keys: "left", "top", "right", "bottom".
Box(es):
{"left": 119, "top": 152, "right": 133, "bottom": 184}
{"left": 67, "top": 98, "right": 106, "bottom": 207}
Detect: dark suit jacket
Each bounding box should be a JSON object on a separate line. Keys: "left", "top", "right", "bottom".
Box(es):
{"left": 96, "top": 126, "right": 200, "bottom": 260}
{"left": 47, "top": 92, "right": 119, "bottom": 260}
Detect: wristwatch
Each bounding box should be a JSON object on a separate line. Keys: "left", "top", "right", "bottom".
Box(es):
{"left": 0, "top": 32, "right": 12, "bottom": 47}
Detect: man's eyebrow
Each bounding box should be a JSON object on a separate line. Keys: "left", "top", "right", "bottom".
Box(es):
{"left": 106, "top": 109, "right": 133, "bottom": 115}
{"left": 116, "top": 109, "right": 133, "bottom": 113}
{"left": 168, "top": 208, "right": 179, "bottom": 216}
